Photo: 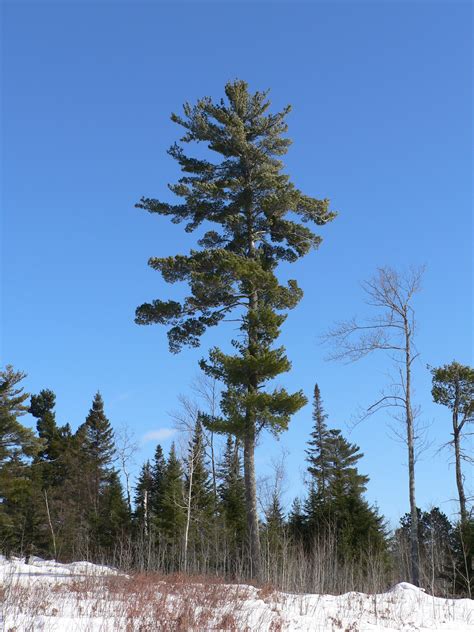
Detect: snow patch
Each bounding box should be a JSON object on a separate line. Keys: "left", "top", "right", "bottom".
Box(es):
{"left": 0, "top": 557, "right": 472, "bottom": 631}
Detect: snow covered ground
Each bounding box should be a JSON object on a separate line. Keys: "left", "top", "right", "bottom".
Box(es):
{"left": 0, "top": 556, "right": 472, "bottom": 631}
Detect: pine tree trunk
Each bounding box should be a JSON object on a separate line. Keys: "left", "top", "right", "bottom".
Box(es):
{"left": 452, "top": 386, "right": 468, "bottom": 525}
{"left": 454, "top": 431, "right": 468, "bottom": 524}
{"left": 243, "top": 425, "right": 261, "bottom": 579}
{"left": 244, "top": 197, "right": 261, "bottom": 580}
{"left": 210, "top": 430, "right": 218, "bottom": 503}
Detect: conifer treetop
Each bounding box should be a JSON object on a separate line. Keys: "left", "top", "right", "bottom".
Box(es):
{"left": 135, "top": 80, "right": 336, "bottom": 353}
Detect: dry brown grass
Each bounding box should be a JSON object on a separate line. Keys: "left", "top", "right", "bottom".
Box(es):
{"left": 1, "top": 570, "right": 284, "bottom": 631}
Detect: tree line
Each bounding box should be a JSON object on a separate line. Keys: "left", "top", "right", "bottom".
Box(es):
{"left": 0, "top": 365, "right": 472, "bottom": 596}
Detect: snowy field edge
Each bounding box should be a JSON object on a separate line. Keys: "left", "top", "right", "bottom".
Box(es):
{"left": 1, "top": 556, "right": 472, "bottom": 631}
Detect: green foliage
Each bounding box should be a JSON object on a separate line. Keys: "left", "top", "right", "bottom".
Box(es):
{"left": 397, "top": 507, "right": 472, "bottom": 594}
{"left": 303, "top": 384, "right": 386, "bottom": 561}
{"left": 78, "top": 392, "right": 115, "bottom": 473}
{"left": 186, "top": 418, "right": 214, "bottom": 520}
{"left": 430, "top": 360, "right": 473, "bottom": 526}
{"left": 305, "top": 384, "right": 331, "bottom": 500}
{"left": 150, "top": 444, "right": 166, "bottom": 516}
{"left": 135, "top": 80, "right": 335, "bottom": 576}
{"left": 431, "top": 361, "right": 474, "bottom": 416}
{"left": 218, "top": 436, "right": 246, "bottom": 538}
{"left": 135, "top": 79, "right": 335, "bottom": 431}
{"left": 158, "top": 443, "right": 186, "bottom": 538}
{"left": 288, "top": 498, "right": 305, "bottom": 542}
{"left": 96, "top": 471, "right": 130, "bottom": 550}
{"left": 30, "top": 389, "right": 72, "bottom": 488}
{"left": 0, "top": 366, "right": 40, "bottom": 465}
{"left": 73, "top": 392, "right": 128, "bottom": 554}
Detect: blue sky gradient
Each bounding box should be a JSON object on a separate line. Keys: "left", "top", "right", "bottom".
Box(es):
{"left": 2, "top": 1, "right": 472, "bottom": 526}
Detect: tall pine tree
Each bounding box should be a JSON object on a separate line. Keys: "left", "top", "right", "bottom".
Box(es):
{"left": 135, "top": 81, "right": 336, "bottom": 577}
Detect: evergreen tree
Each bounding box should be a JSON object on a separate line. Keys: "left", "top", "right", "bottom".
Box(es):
{"left": 325, "top": 429, "right": 369, "bottom": 499}
{"left": 135, "top": 80, "right": 335, "bottom": 577}
{"left": 150, "top": 444, "right": 166, "bottom": 516}
{"left": 0, "top": 366, "right": 39, "bottom": 465}
{"left": 288, "top": 497, "right": 306, "bottom": 542}
{"left": 398, "top": 507, "right": 473, "bottom": 596}
{"left": 183, "top": 418, "right": 215, "bottom": 570}
{"left": 431, "top": 361, "right": 474, "bottom": 593}
{"left": 431, "top": 361, "right": 474, "bottom": 525}
{"left": 0, "top": 452, "right": 45, "bottom": 557}
{"left": 264, "top": 491, "right": 285, "bottom": 533}
{"left": 186, "top": 418, "right": 214, "bottom": 519}
{"left": 29, "top": 389, "right": 71, "bottom": 488}
{"left": 262, "top": 490, "right": 286, "bottom": 568}
{"left": 74, "top": 392, "right": 125, "bottom": 554}
{"left": 0, "top": 366, "right": 42, "bottom": 556}
{"left": 218, "top": 436, "right": 246, "bottom": 539}
{"left": 304, "top": 386, "right": 385, "bottom": 561}
{"left": 306, "top": 384, "right": 331, "bottom": 502}
{"left": 97, "top": 470, "right": 130, "bottom": 550}
{"left": 77, "top": 391, "right": 115, "bottom": 511}
{"left": 159, "top": 443, "right": 186, "bottom": 539}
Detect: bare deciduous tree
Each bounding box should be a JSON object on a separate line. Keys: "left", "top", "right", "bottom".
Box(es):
{"left": 115, "top": 424, "right": 139, "bottom": 515}
{"left": 170, "top": 375, "right": 221, "bottom": 503}
{"left": 324, "top": 265, "right": 425, "bottom": 587}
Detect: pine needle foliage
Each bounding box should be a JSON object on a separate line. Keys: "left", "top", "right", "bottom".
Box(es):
{"left": 135, "top": 80, "right": 335, "bottom": 577}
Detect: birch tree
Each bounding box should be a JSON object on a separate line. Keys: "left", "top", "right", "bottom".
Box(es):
{"left": 325, "top": 265, "right": 425, "bottom": 586}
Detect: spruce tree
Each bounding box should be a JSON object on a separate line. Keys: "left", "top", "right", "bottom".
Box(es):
{"left": 159, "top": 443, "right": 186, "bottom": 539}
{"left": 305, "top": 384, "right": 331, "bottom": 502}
{"left": 218, "top": 436, "right": 246, "bottom": 539}
{"left": 264, "top": 491, "right": 285, "bottom": 537}
{"left": 76, "top": 392, "right": 122, "bottom": 553}
{"left": 262, "top": 489, "right": 286, "bottom": 576}
{"left": 304, "top": 386, "right": 385, "bottom": 561}
{"left": 135, "top": 81, "right": 336, "bottom": 577}
{"left": 186, "top": 419, "right": 214, "bottom": 514}
{"left": 77, "top": 391, "right": 115, "bottom": 510}
{"left": 0, "top": 452, "right": 44, "bottom": 557}
{"left": 184, "top": 418, "right": 215, "bottom": 569}
{"left": 97, "top": 470, "right": 130, "bottom": 550}
{"left": 288, "top": 498, "right": 305, "bottom": 542}
{"left": 150, "top": 444, "right": 166, "bottom": 516}
{"left": 324, "top": 429, "right": 369, "bottom": 499}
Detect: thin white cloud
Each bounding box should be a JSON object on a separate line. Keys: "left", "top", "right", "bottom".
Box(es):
{"left": 142, "top": 428, "right": 177, "bottom": 443}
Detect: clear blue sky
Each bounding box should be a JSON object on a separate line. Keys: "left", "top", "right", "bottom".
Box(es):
{"left": 2, "top": 1, "right": 472, "bottom": 527}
